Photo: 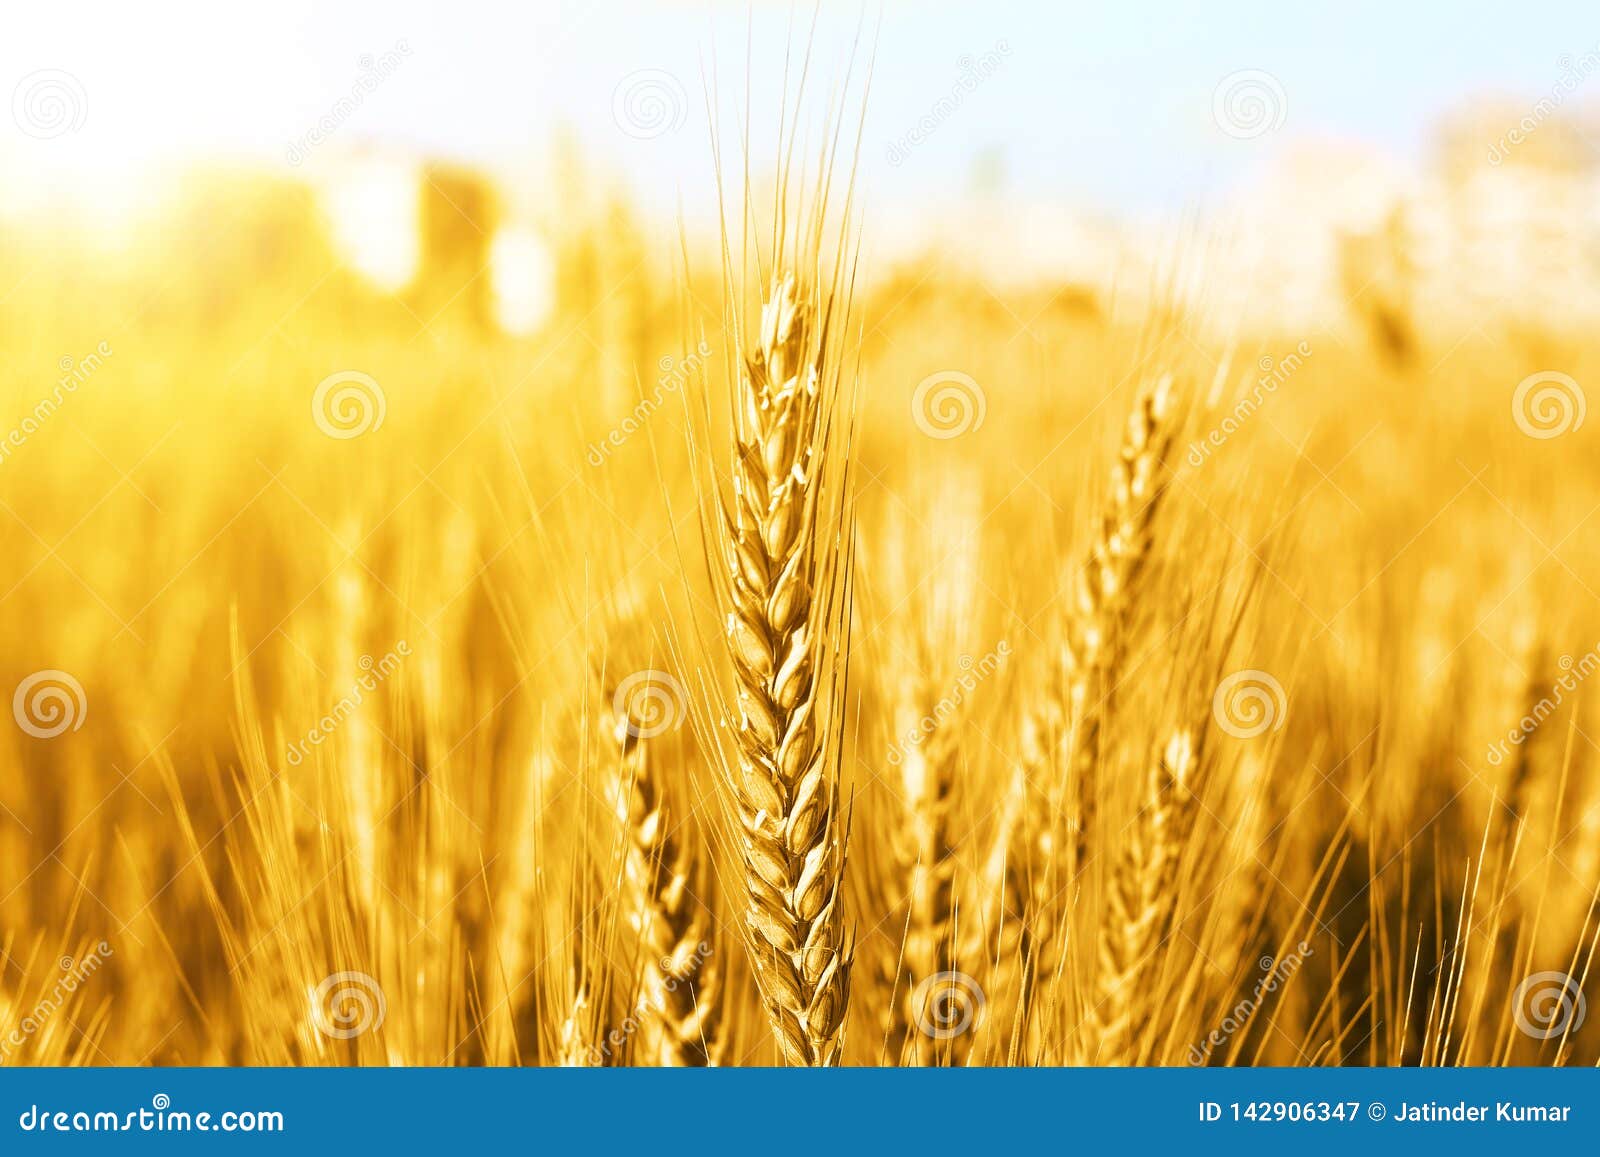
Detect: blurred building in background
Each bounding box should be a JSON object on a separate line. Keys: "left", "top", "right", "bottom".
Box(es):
{"left": 413, "top": 163, "right": 500, "bottom": 333}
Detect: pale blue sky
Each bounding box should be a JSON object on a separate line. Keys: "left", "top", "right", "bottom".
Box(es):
{"left": 5, "top": 1, "right": 1597, "bottom": 217}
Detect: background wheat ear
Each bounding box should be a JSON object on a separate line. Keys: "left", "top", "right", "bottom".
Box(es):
{"left": 996, "top": 364, "right": 1187, "bottom": 1058}
{"left": 865, "top": 478, "right": 988, "bottom": 1066}
{"left": 603, "top": 661, "right": 722, "bottom": 1066}
{"left": 1062, "top": 369, "right": 1181, "bottom": 861}
{"left": 1084, "top": 728, "right": 1197, "bottom": 1064}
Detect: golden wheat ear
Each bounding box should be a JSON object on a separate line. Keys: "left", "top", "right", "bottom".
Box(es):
{"left": 707, "top": 270, "right": 858, "bottom": 1066}
{"left": 679, "top": 37, "right": 870, "bottom": 1067}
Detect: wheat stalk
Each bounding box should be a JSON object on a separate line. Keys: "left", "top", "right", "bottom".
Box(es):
{"left": 709, "top": 272, "right": 855, "bottom": 1066}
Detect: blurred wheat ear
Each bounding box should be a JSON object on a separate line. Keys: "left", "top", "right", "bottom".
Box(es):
{"left": 604, "top": 667, "right": 722, "bottom": 1066}
{"left": 997, "top": 368, "right": 1184, "bottom": 1055}
{"left": 1086, "top": 729, "right": 1198, "bottom": 1063}
{"left": 1062, "top": 370, "right": 1180, "bottom": 861}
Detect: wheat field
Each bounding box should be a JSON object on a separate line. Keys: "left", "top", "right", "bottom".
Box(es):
{"left": 2, "top": 36, "right": 1599, "bottom": 1069}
